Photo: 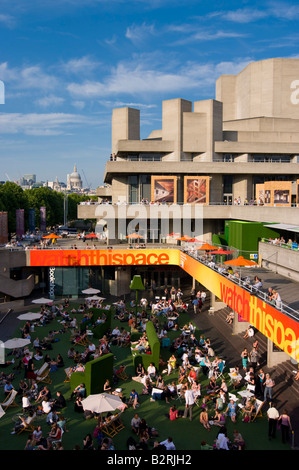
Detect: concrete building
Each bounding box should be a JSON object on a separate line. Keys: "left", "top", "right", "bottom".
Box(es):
{"left": 67, "top": 164, "right": 83, "bottom": 191}
{"left": 78, "top": 58, "right": 299, "bottom": 242}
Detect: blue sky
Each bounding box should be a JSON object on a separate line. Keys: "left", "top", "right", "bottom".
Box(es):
{"left": 1, "top": 0, "right": 299, "bottom": 188}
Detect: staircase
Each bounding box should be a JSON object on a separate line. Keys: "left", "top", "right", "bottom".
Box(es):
{"left": 201, "top": 303, "right": 299, "bottom": 401}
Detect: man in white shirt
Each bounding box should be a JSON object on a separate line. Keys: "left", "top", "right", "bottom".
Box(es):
{"left": 183, "top": 386, "right": 195, "bottom": 421}
{"left": 111, "top": 326, "right": 121, "bottom": 337}
{"left": 267, "top": 403, "right": 280, "bottom": 440}
{"left": 160, "top": 437, "right": 176, "bottom": 450}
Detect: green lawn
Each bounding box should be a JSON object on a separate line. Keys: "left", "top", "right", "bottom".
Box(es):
{"left": 0, "top": 299, "right": 291, "bottom": 451}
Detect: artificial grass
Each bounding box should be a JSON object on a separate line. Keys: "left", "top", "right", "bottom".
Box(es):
{"left": 0, "top": 298, "right": 292, "bottom": 451}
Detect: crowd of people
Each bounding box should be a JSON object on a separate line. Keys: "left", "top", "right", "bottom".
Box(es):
{"left": 0, "top": 282, "right": 294, "bottom": 452}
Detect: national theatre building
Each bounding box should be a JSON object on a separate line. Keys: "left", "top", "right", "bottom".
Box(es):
{"left": 78, "top": 57, "right": 299, "bottom": 244}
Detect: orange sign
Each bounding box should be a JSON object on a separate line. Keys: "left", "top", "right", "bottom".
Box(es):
{"left": 179, "top": 251, "right": 299, "bottom": 361}
{"left": 29, "top": 249, "right": 179, "bottom": 267}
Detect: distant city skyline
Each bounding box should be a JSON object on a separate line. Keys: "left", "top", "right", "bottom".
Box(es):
{"left": 1, "top": 1, "right": 299, "bottom": 187}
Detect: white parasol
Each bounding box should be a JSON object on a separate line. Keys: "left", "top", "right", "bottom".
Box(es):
{"left": 82, "top": 288, "right": 101, "bottom": 295}
{"left": 81, "top": 392, "right": 123, "bottom": 414}
{"left": 17, "top": 312, "right": 42, "bottom": 321}
{"left": 2, "top": 337, "right": 31, "bottom": 349}
{"left": 86, "top": 295, "right": 106, "bottom": 302}
{"left": 32, "top": 297, "right": 53, "bottom": 304}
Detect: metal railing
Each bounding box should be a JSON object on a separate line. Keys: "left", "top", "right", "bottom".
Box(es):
{"left": 184, "top": 249, "right": 299, "bottom": 322}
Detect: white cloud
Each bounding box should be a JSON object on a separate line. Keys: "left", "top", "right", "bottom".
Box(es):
{"left": 35, "top": 94, "right": 65, "bottom": 107}
{"left": 71, "top": 100, "right": 86, "bottom": 109}
{"left": 0, "top": 14, "right": 16, "bottom": 28}
{"left": 60, "top": 55, "right": 101, "bottom": 75}
{"left": 173, "top": 29, "right": 247, "bottom": 46}
{"left": 209, "top": 8, "right": 267, "bottom": 24}
{"left": 66, "top": 57, "right": 252, "bottom": 99}
{"left": 0, "top": 112, "right": 100, "bottom": 135}
{"left": 125, "top": 22, "right": 156, "bottom": 45}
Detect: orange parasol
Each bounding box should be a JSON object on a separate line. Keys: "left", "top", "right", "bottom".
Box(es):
{"left": 196, "top": 243, "right": 218, "bottom": 250}
{"left": 209, "top": 249, "right": 235, "bottom": 255}
{"left": 224, "top": 256, "right": 258, "bottom": 278}
{"left": 126, "top": 233, "right": 143, "bottom": 239}
{"left": 42, "top": 233, "right": 61, "bottom": 239}
{"left": 85, "top": 232, "right": 98, "bottom": 238}
{"left": 176, "top": 236, "right": 191, "bottom": 241}
{"left": 224, "top": 256, "right": 257, "bottom": 267}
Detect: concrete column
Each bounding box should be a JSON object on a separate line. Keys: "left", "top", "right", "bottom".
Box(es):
{"left": 232, "top": 314, "right": 249, "bottom": 335}
{"left": 266, "top": 338, "right": 290, "bottom": 368}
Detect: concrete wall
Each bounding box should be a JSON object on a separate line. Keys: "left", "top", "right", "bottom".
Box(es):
{"left": 259, "top": 241, "right": 299, "bottom": 282}
{"left": 216, "top": 58, "right": 299, "bottom": 121}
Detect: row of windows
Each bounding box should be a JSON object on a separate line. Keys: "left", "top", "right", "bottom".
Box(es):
{"left": 128, "top": 174, "right": 297, "bottom": 203}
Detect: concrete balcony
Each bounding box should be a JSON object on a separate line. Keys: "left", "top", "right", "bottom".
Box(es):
{"left": 103, "top": 160, "right": 299, "bottom": 182}
{"left": 259, "top": 240, "right": 299, "bottom": 283}
{"left": 78, "top": 202, "right": 299, "bottom": 225}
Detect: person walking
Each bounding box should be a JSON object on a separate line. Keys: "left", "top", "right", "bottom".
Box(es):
{"left": 183, "top": 386, "right": 195, "bottom": 421}
{"left": 267, "top": 402, "right": 279, "bottom": 440}
{"left": 278, "top": 409, "right": 292, "bottom": 444}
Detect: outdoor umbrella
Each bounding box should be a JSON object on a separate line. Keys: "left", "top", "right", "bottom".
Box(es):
{"left": 209, "top": 248, "right": 235, "bottom": 266}
{"left": 3, "top": 338, "right": 31, "bottom": 349}
{"left": 42, "top": 233, "right": 61, "bottom": 239}
{"left": 82, "top": 392, "right": 123, "bottom": 414}
{"left": 82, "top": 288, "right": 101, "bottom": 295}
{"left": 86, "top": 295, "right": 106, "bottom": 302}
{"left": 85, "top": 232, "right": 98, "bottom": 238}
{"left": 224, "top": 256, "right": 258, "bottom": 278}
{"left": 126, "top": 233, "right": 143, "bottom": 239}
{"left": 224, "top": 256, "right": 258, "bottom": 267}
{"left": 209, "top": 249, "right": 235, "bottom": 255}
{"left": 32, "top": 297, "right": 53, "bottom": 304}
{"left": 17, "top": 312, "right": 42, "bottom": 321}
{"left": 196, "top": 243, "right": 218, "bottom": 250}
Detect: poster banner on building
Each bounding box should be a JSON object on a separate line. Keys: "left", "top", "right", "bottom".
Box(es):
{"left": 16, "top": 209, "right": 24, "bottom": 238}
{"left": 40, "top": 206, "right": 46, "bottom": 231}
{"left": 184, "top": 176, "right": 209, "bottom": 204}
{"left": 151, "top": 176, "right": 177, "bottom": 204}
{"left": 28, "top": 208, "right": 36, "bottom": 233}
{"left": 255, "top": 183, "right": 265, "bottom": 205}
{"left": 0, "top": 212, "right": 8, "bottom": 244}
{"left": 264, "top": 181, "right": 292, "bottom": 206}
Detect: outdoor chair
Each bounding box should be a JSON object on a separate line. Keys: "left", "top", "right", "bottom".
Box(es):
{"left": 116, "top": 365, "right": 128, "bottom": 381}
{"left": 16, "top": 413, "right": 36, "bottom": 435}
{"left": 35, "top": 364, "right": 52, "bottom": 385}
{"left": 64, "top": 367, "right": 72, "bottom": 383}
{"left": 52, "top": 429, "right": 64, "bottom": 447}
{"left": 1, "top": 389, "right": 19, "bottom": 410}
{"left": 176, "top": 383, "right": 184, "bottom": 402}
{"left": 251, "top": 399, "right": 265, "bottom": 422}
{"left": 214, "top": 360, "right": 226, "bottom": 380}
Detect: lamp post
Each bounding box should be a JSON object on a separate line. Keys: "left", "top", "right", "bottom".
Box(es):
{"left": 129, "top": 275, "right": 145, "bottom": 316}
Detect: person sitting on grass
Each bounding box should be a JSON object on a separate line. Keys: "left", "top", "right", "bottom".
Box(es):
{"left": 128, "top": 389, "right": 139, "bottom": 409}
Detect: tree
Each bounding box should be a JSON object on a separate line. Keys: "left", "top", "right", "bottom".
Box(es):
{"left": 24, "top": 187, "right": 64, "bottom": 228}
{"left": 0, "top": 182, "right": 29, "bottom": 234}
